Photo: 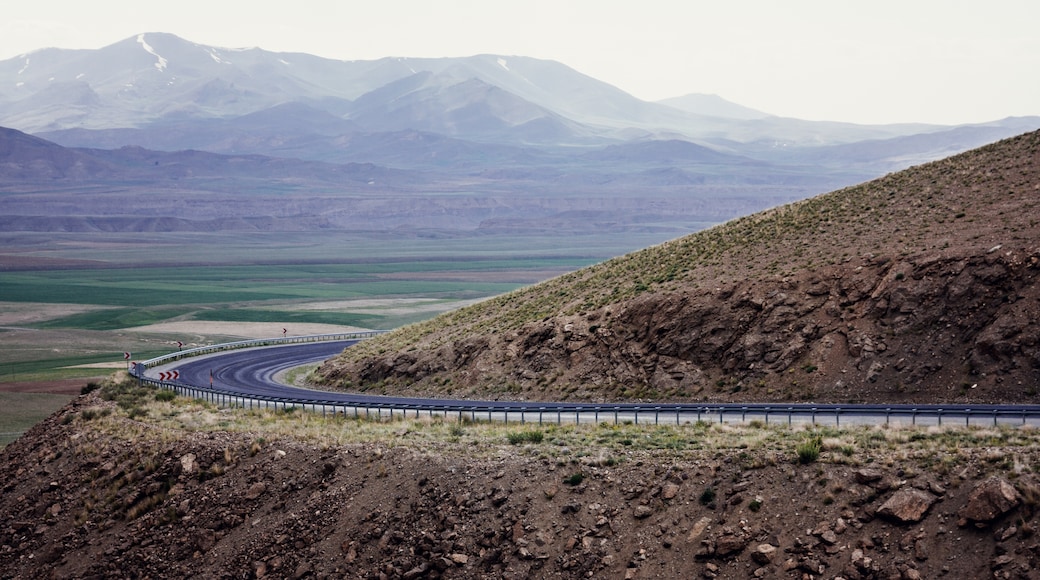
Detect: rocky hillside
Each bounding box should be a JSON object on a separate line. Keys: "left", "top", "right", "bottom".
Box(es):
{"left": 315, "top": 130, "right": 1040, "bottom": 404}
{"left": 3, "top": 387, "right": 1040, "bottom": 579}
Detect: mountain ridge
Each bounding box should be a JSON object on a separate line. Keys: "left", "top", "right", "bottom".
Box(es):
{"left": 5, "top": 32, "right": 1034, "bottom": 149}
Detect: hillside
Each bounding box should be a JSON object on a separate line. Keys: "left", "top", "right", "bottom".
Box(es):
{"left": 2, "top": 381, "right": 1040, "bottom": 579}
{"left": 315, "top": 130, "right": 1040, "bottom": 404}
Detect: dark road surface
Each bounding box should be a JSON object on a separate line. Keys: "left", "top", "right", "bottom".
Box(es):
{"left": 146, "top": 341, "right": 1040, "bottom": 426}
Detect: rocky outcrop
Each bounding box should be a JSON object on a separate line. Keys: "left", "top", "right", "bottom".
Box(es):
{"left": 331, "top": 245, "right": 1040, "bottom": 404}
{"left": 877, "top": 488, "right": 939, "bottom": 523}
{"left": 4, "top": 394, "right": 1040, "bottom": 579}
{"left": 959, "top": 477, "right": 1022, "bottom": 524}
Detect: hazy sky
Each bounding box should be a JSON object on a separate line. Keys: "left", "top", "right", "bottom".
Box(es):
{"left": 2, "top": 0, "right": 1037, "bottom": 126}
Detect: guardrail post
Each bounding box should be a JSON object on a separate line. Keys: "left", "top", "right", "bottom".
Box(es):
{"left": 655, "top": 407, "right": 660, "bottom": 425}
{"left": 912, "top": 409, "right": 917, "bottom": 426}
{"left": 787, "top": 407, "right": 792, "bottom": 427}
{"left": 885, "top": 408, "right": 890, "bottom": 425}
{"left": 811, "top": 407, "right": 816, "bottom": 426}
{"left": 937, "top": 409, "right": 942, "bottom": 427}
{"left": 836, "top": 408, "right": 840, "bottom": 428}
{"left": 741, "top": 407, "right": 747, "bottom": 423}
{"left": 557, "top": 409, "right": 561, "bottom": 425}
{"left": 614, "top": 407, "right": 619, "bottom": 425}
{"left": 965, "top": 410, "right": 970, "bottom": 427}
{"left": 634, "top": 409, "right": 639, "bottom": 425}
{"left": 676, "top": 407, "right": 680, "bottom": 425}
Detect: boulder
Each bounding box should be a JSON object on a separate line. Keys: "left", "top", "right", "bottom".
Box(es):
{"left": 244, "top": 482, "right": 267, "bottom": 500}
{"left": 876, "top": 488, "right": 938, "bottom": 523}
{"left": 179, "top": 453, "right": 197, "bottom": 475}
{"left": 958, "top": 477, "right": 1022, "bottom": 523}
{"left": 751, "top": 543, "right": 777, "bottom": 565}
{"left": 714, "top": 533, "right": 747, "bottom": 557}
{"left": 662, "top": 483, "right": 680, "bottom": 500}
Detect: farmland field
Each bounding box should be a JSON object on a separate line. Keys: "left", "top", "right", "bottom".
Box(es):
{"left": 0, "top": 228, "right": 680, "bottom": 381}
{"left": 0, "top": 224, "right": 691, "bottom": 445}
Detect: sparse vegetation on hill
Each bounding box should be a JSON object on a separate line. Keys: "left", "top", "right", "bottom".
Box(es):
{"left": 3, "top": 376, "right": 1040, "bottom": 578}
{"left": 316, "top": 130, "right": 1040, "bottom": 404}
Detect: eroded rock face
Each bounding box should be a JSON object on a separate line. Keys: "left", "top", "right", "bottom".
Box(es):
{"left": 959, "top": 477, "right": 1022, "bottom": 523}
{"left": 329, "top": 248, "right": 1040, "bottom": 404}
{"left": 876, "top": 488, "right": 938, "bottom": 523}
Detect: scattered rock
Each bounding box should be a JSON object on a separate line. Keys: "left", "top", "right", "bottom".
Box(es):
{"left": 244, "top": 482, "right": 266, "bottom": 500}
{"left": 633, "top": 505, "right": 653, "bottom": 519}
{"left": 853, "top": 468, "right": 885, "bottom": 484}
{"left": 750, "top": 543, "right": 776, "bottom": 565}
{"left": 179, "top": 453, "right": 197, "bottom": 475}
{"left": 958, "top": 477, "right": 1022, "bottom": 523}
{"left": 714, "top": 532, "right": 748, "bottom": 557}
{"left": 687, "top": 516, "right": 712, "bottom": 543}
{"left": 877, "top": 488, "right": 938, "bottom": 523}
{"left": 992, "top": 554, "right": 1015, "bottom": 569}
{"left": 662, "top": 483, "right": 680, "bottom": 500}
{"left": 996, "top": 525, "right": 1018, "bottom": 542}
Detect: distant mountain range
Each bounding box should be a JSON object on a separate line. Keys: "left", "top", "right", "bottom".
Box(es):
{"left": 1, "top": 33, "right": 1039, "bottom": 245}
{"left": 1, "top": 33, "right": 1037, "bottom": 170}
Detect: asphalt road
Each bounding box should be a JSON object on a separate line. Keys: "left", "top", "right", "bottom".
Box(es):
{"left": 149, "top": 341, "right": 1040, "bottom": 427}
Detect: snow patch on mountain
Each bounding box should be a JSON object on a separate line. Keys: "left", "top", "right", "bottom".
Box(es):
{"left": 17, "top": 58, "right": 29, "bottom": 75}
{"left": 137, "top": 34, "right": 168, "bottom": 72}
{"left": 207, "top": 49, "right": 228, "bottom": 65}
{"left": 497, "top": 58, "right": 509, "bottom": 71}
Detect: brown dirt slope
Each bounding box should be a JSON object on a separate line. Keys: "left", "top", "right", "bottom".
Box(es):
{"left": 316, "top": 130, "right": 1040, "bottom": 404}
{"left": 4, "top": 393, "right": 1040, "bottom": 579}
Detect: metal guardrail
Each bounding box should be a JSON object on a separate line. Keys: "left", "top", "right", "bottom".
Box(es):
{"left": 138, "top": 331, "right": 387, "bottom": 369}
{"left": 132, "top": 334, "right": 1040, "bottom": 428}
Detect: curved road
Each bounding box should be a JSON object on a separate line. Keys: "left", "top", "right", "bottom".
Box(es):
{"left": 149, "top": 341, "right": 1040, "bottom": 426}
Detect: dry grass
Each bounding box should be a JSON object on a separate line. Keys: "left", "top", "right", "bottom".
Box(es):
{"left": 90, "top": 375, "right": 1040, "bottom": 473}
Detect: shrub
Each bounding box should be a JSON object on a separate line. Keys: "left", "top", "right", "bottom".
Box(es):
{"left": 699, "top": 486, "right": 716, "bottom": 506}
{"left": 797, "top": 433, "right": 823, "bottom": 464}
{"left": 154, "top": 390, "right": 176, "bottom": 402}
{"left": 564, "top": 473, "right": 584, "bottom": 486}
{"left": 507, "top": 430, "right": 544, "bottom": 445}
